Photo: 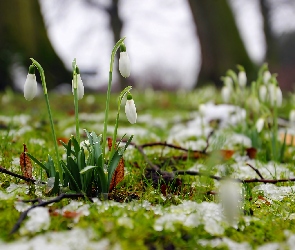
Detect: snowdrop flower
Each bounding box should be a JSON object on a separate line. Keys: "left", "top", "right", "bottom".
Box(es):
{"left": 263, "top": 71, "right": 272, "bottom": 84}
{"left": 289, "top": 110, "right": 295, "bottom": 123}
{"left": 256, "top": 118, "right": 264, "bottom": 133}
{"left": 268, "top": 84, "right": 282, "bottom": 107}
{"left": 221, "top": 86, "right": 231, "bottom": 103}
{"left": 221, "top": 76, "right": 233, "bottom": 103}
{"left": 219, "top": 180, "right": 243, "bottom": 225}
{"left": 259, "top": 84, "right": 268, "bottom": 102}
{"left": 119, "top": 52, "right": 131, "bottom": 78}
{"left": 238, "top": 71, "right": 247, "bottom": 88}
{"left": 24, "top": 65, "right": 37, "bottom": 101}
{"left": 72, "top": 68, "right": 84, "bottom": 100}
{"left": 125, "top": 93, "right": 137, "bottom": 124}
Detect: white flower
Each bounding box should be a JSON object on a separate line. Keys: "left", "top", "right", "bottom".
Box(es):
{"left": 24, "top": 73, "right": 37, "bottom": 101}
{"left": 221, "top": 85, "right": 232, "bottom": 103}
{"left": 219, "top": 180, "right": 243, "bottom": 225}
{"left": 289, "top": 110, "right": 295, "bottom": 123}
{"left": 268, "top": 84, "right": 282, "bottom": 107}
{"left": 72, "top": 74, "right": 84, "bottom": 100}
{"left": 119, "top": 52, "right": 131, "bottom": 78}
{"left": 256, "top": 118, "right": 264, "bottom": 133}
{"left": 238, "top": 71, "right": 247, "bottom": 87}
{"left": 263, "top": 71, "right": 271, "bottom": 84}
{"left": 125, "top": 99, "right": 137, "bottom": 124}
{"left": 259, "top": 85, "right": 268, "bottom": 102}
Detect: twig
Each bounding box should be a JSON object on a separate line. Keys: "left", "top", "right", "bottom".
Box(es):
{"left": 11, "top": 193, "right": 92, "bottom": 235}
{"left": 202, "top": 131, "right": 214, "bottom": 153}
{"left": 246, "top": 163, "right": 264, "bottom": 180}
{"left": 0, "top": 166, "right": 44, "bottom": 184}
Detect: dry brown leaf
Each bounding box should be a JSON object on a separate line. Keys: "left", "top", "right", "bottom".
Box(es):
{"left": 20, "top": 144, "right": 32, "bottom": 179}
{"left": 219, "top": 149, "right": 235, "bottom": 160}
{"left": 108, "top": 138, "right": 125, "bottom": 192}
{"left": 246, "top": 147, "right": 257, "bottom": 159}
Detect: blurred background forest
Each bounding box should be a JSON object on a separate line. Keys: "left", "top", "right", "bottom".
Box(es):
{"left": 0, "top": 0, "right": 295, "bottom": 93}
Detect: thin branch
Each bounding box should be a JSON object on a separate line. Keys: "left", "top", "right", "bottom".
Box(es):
{"left": 0, "top": 166, "right": 44, "bottom": 184}
{"left": 11, "top": 193, "right": 92, "bottom": 235}
{"left": 246, "top": 163, "right": 264, "bottom": 179}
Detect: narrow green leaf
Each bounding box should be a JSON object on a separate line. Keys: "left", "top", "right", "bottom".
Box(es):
{"left": 26, "top": 153, "right": 49, "bottom": 177}
{"left": 80, "top": 165, "right": 98, "bottom": 174}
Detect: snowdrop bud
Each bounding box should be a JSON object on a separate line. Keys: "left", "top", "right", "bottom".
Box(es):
{"left": 125, "top": 94, "right": 137, "bottom": 124}
{"left": 269, "top": 84, "right": 282, "bottom": 107}
{"left": 119, "top": 52, "right": 131, "bottom": 78}
{"left": 263, "top": 71, "right": 272, "bottom": 84}
{"left": 289, "top": 110, "right": 295, "bottom": 123}
{"left": 219, "top": 180, "right": 243, "bottom": 225}
{"left": 259, "top": 85, "right": 267, "bottom": 102}
{"left": 256, "top": 118, "right": 264, "bottom": 133}
{"left": 24, "top": 65, "right": 37, "bottom": 101}
{"left": 224, "top": 76, "right": 233, "bottom": 87}
{"left": 238, "top": 71, "right": 247, "bottom": 88}
{"left": 72, "top": 73, "right": 84, "bottom": 100}
{"left": 221, "top": 85, "right": 232, "bottom": 103}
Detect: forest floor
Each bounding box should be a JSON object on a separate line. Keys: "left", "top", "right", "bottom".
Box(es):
{"left": 1, "top": 86, "right": 295, "bottom": 250}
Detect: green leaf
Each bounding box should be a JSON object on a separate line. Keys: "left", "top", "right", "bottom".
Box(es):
{"left": 26, "top": 153, "right": 49, "bottom": 177}
{"left": 44, "top": 155, "right": 56, "bottom": 178}
{"left": 67, "top": 157, "right": 82, "bottom": 191}
{"left": 61, "top": 161, "right": 81, "bottom": 193}
{"left": 51, "top": 172, "right": 60, "bottom": 195}
{"left": 80, "top": 165, "right": 98, "bottom": 174}
{"left": 71, "top": 136, "right": 80, "bottom": 158}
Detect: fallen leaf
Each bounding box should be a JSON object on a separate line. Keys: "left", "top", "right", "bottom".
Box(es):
{"left": 57, "top": 137, "right": 69, "bottom": 145}
{"left": 20, "top": 144, "right": 32, "bottom": 179}
{"left": 108, "top": 138, "right": 125, "bottom": 192}
{"left": 246, "top": 147, "right": 257, "bottom": 159}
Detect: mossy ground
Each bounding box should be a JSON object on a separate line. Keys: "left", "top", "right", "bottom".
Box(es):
{"left": 1, "top": 87, "right": 295, "bottom": 249}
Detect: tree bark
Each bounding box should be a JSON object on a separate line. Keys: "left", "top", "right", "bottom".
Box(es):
{"left": 0, "top": 0, "right": 71, "bottom": 91}
{"left": 187, "top": 0, "right": 256, "bottom": 87}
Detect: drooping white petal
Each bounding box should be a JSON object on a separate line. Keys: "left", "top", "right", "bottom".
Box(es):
{"left": 24, "top": 73, "right": 37, "bottom": 101}
{"left": 259, "top": 85, "right": 267, "bottom": 102}
{"left": 269, "top": 84, "right": 282, "bottom": 107}
{"left": 119, "top": 52, "right": 131, "bottom": 78}
{"left": 256, "top": 118, "right": 264, "bottom": 133}
{"left": 125, "top": 99, "right": 137, "bottom": 124}
{"left": 263, "top": 71, "right": 271, "bottom": 84}
{"left": 238, "top": 71, "right": 247, "bottom": 87}
{"left": 290, "top": 110, "right": 295, "bottom": 123}
{"left": 219, "top": 180, "right": 243, "bottom": 225}
{"left": 221, "top": 86, "right": 231, "bottom": 103}
{"left": 72, "top": 74, "right": 84, "bottom": 100}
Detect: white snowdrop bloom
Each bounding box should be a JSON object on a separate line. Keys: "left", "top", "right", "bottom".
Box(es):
{"left": 256, "top": 118, "right": 265, "bottom": 133}
{"left": 219, "top": 180, "right": 243, "bottom": 225}
{"left": 259, "top": 84, "right": 268, "bottom": 102}
{"left": 263, "top": 71, "right": 272, "bottom": 84}
{"left": 125, "top": 98, "right": 137, "bottom": 124}
{"left": 289, "top": 110, "right": 295, "bottom": 123}
{"left": 72, "top": 74, "right": 84, "bottom": 100}
{"left": 119, "top": 52, "right": 131, "bottom": 78}
{"left": 224, "top": 76, "right": 233, "bottom": 86}
{"left": 268, "top": 84, "right": 282, "bottom": 107}
{"left": 221, "top": 86, "right": 232, "bottom": 103}
{"left": 24, "top": 73, "right": 37, "bottom": 101}
{"left": 238, "top": 71, "right": 247, "bottom": 87}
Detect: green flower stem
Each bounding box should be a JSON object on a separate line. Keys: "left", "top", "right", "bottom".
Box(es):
{"left": 73, "top": 75, "right": 80, "bottom": 144}
{"left": 30, "top": 58, "right": 63, "bottom": 184}
{"left": 102, "top": 37, "right": 126, "bottom": 162}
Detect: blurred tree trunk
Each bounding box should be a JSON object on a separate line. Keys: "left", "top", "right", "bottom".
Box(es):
{"left": 0, "top": 0, "right": 71, "bottom": 91}
{"left": 86, "top": 0, "right": 127, "bottom": 90}
{"left": 259, "top": 0, "right": 278, "bottom": 65}
{"left": 187, "top": 0, "right": 256, "bottom": 87}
